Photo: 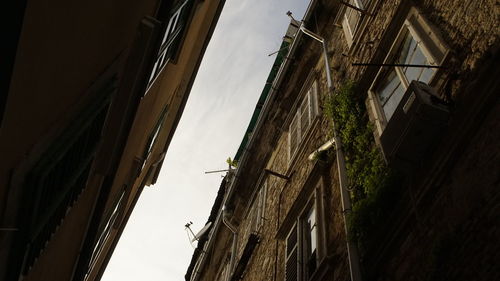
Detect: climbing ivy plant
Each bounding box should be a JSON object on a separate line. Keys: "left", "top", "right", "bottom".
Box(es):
{"left": 324, "top": 81, "right": 402, "bottom": 252}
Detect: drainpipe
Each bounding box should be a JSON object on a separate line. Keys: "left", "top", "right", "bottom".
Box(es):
{"left": 222, "top": 207, "right": 238, "bottom": 281}
{"left": 190, "top": 6, "right": 315, "bottom": 281}
{"left": 190, "top": 208, "right": 223, "bottom": 281}
{"left": 330, "top": 128, "right": 363, "bottom": 281}
{"left": 308, "top": 139, "right": 335, "bottom": 161}
{"left": 289, "top": 13, "right": 363, "bottom": 281}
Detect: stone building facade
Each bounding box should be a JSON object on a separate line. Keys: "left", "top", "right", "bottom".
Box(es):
{"left": 185, "top": 1, "right": 499, "bottom": 281}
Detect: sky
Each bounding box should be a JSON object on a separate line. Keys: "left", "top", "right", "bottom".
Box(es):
{"left": 101, "top": 1, "right": 308, "bottom": 280}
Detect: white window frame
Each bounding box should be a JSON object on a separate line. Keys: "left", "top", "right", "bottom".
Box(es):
{"left": 288, "top": 80, "right": 319, "bottom": 163}
{"left": 284, "top": 185, "right": 325, "bottom": 281}
{"left": 85, "top": 189, "right": 126, "bottom": 279}
{"left": 367, "top": 7, "right": 449, "bottom": 136}
{"left": 340, "top": 0, "right": 372, "bottom": 47}
{"left": 285, "top": 221, "right": 299, "bottom": 281}
{"left": 147, "top": 0, "right": 191, "bottom": 89}
{"left": 250, "top": 180, "right": 267, "bottom": 233}
{"left": 141, "top": 106, "right": 168, "bottom": 171}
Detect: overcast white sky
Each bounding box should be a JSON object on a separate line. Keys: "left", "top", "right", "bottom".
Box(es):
{"left": 102, "top": 1, "right": 308, "bottom": 280}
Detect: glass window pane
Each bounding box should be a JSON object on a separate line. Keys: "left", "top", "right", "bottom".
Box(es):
{"left": 396, "top": 30, "right": 436, "bottom": 86}
{"left": 148, "top": 61, "right": 159, "bottom": 85}
{"left": 345, "top": 2, "right": 361, "bottom": 35}
{"left": 397, "top": 32, "right": 416, "bottom": 65}
{"left": 377, "top": 69, "right": 400, "bottom": 105}
{"left": 404, "top": 44, "right": 435, "bottom": 83}
{"left": 307, "top": 207, "right": 317, "bottom": 253}
{"left": 420, "top": 67, "right": 435, "bottom": 84}
{"left": 410, "top": 44, "right": 427, "bottom": 65}
{"left": 405, "top": 65, "right": 423, "bottom": 84}
{"left": 382, "top": 82, "right": 405, "bottom": 121}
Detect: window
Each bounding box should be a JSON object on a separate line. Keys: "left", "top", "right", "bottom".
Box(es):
{"left": 18, "top": 79, "right": 115, "bottom": 275}
{"left": 147, "top": 0, "right": 194, "bottom": 87}
{"left": 284, "top": 190, "right": 324, "bottom": 281}
{"left": 369, "top": 7, "right": 449, "bottom": 127}
{"left": 341, "top": 0, "right": 371, "bottom": 46}
{"left": 142, "top": 106, "right": 168, "bottom": 170}
{"left": 289, "top": 81, "right": 319, "bottom": 161}
{"left": 85, "top": 189, "right": 126, "bottom": 279}
{"left": 250, "top": 180, "right": 267, "bottom": 233}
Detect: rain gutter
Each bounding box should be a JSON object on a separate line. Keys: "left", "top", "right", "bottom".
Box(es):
{"left": 189, "top": 2, "right": 321, "bottom": 279}
{"left": 189, "top": 19, "right": 306, "bottom": 281}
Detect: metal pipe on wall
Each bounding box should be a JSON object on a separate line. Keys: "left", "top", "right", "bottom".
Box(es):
{"left": 222, "top": 210, "right": 238, "bottom": 281}
{"left": 293, "top": 15, "right": 363, "bottom": 281}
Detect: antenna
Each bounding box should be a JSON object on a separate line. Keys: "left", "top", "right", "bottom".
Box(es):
{"left": 188, "top": 221, "right": 213, "bottom": 242}
{"left": 185, "top": 221, "right": 195, "bottom": 238}
{"left": 204, "top": 169, "right": 230, "bottom": 174}
{"left": 205, "top": 158, "right": 237, "bottom": 175}
{"left": 268, "top": 45, "right": 290, "bottom": 57}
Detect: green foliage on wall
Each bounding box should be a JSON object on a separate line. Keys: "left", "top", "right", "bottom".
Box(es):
{"left": 323, "top": 81, "right": 402, "bottom": 251}
{"left": 226, "top": 157, "right": 238, "bottom": 168}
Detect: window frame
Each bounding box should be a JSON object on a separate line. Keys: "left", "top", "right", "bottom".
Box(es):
{"left": 250, "top": 179, "right": 267, "bottom": 234}
{"left": 288, "top": 80, "right": 319, "bottom": 163}
{"left": 340, "top": 0, "right": 372, "bottom": 47}
{"left": 85, "top": 188, "right": 126, "bottom": 279}
{"left": 141, "top": 106, "right": 169, "bottom": 170}
{"left": 146, "top": 0, "right": 194, "bottom": 90}
{"left": 367, "top": 7, "right": 449, "bottom": 136}
{"left": 284, "top": 184, "right": 326, "bottom": 281}
{"left": 10, "top": 76, "right": 116, "bottom": 277}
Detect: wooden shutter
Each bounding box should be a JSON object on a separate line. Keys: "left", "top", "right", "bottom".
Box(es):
{"left": 19, "top": 81, "right": 115, "bottom": 275}
{"left": 256, "top": 184, "right": 263, "bottom": 231}
{"left": 289, "top": 113, "right": 300, "bottom": 158}
{"left": 289, "top": 80, "right": 319, "bottom": 161}
{"left": 310, "top": 81, "right": 319, "bottom": 118}
{"left": 342, "top": 0, "right": 367, "bottom": 46}
{"left": 285, "top": 224, "right": 299, "bottom": 281}
{"left": 252, "top": 181, "right": 267, "bottom": 232}
{"left": 300, "top": 95, "right": 310, "bottom": 134}
{"left": 258, "top": 181, "right": 267, "bottom": 230}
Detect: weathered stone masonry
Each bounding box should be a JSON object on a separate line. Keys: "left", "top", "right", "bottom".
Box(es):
{"left": 185, "top": 1, "right": 499, "bottom": 281}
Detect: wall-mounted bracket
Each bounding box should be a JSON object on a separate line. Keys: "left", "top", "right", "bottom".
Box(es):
{"left": 352, "top": 62, "right": 447, "bottom": 69}
{"left": 264, "top": 169, "right": 290, "bottom": 180}
{"left": 340, "top": 1, "right": 373, "bottom": 16}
